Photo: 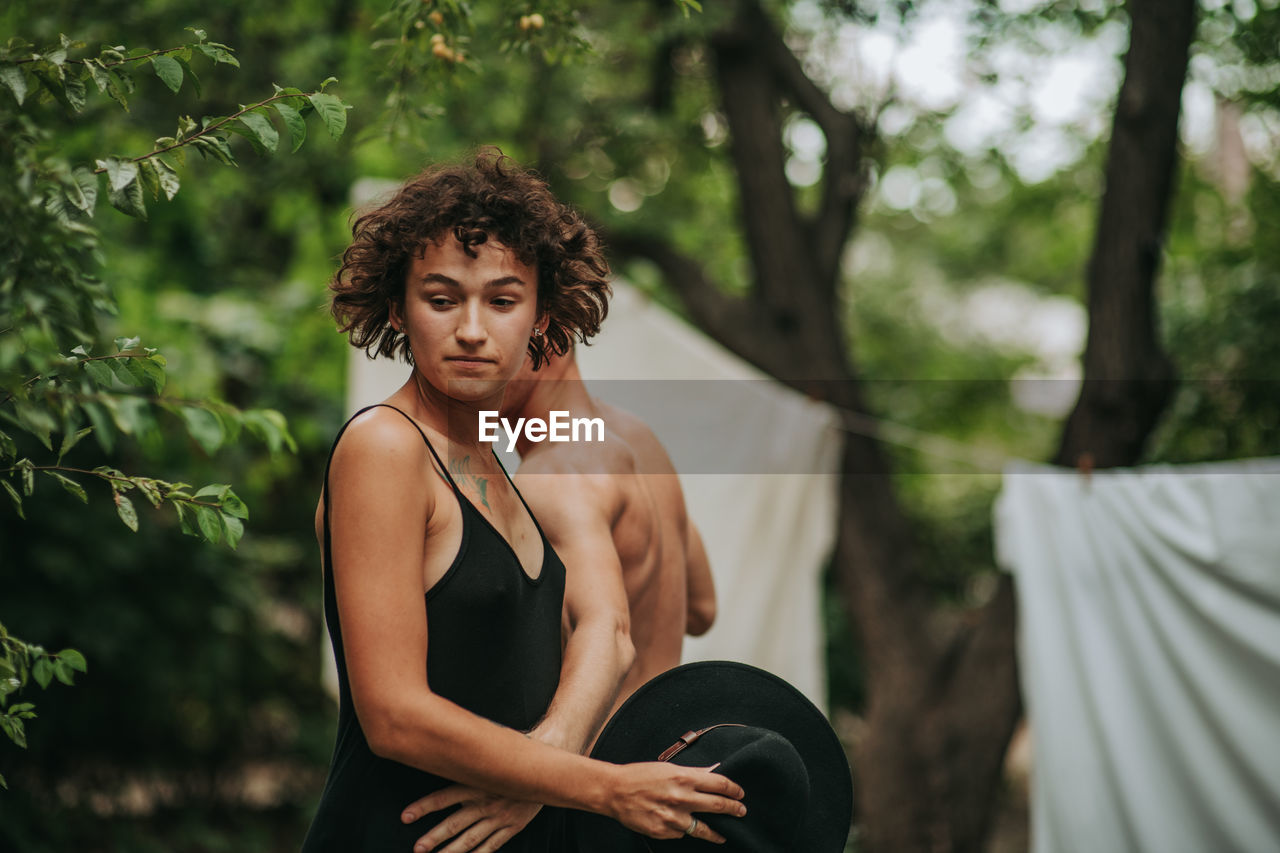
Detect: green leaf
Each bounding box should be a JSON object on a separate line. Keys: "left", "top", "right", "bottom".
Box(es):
{"left": 82, "top": 358, "right": 113, "bottom": 387}
{"left": 0, "top": 770, "right": 6, "bottom": 789}
{"left": 175, "top": 57, "right": 201, "bottom": 98}
{"left": 153, "top": 158, "right": 180, "bottom": 201}
{"left": 98, "top": 157, "right": 137, "bottom": 193}
{"left": 103, "top": 68, "right": 130, "bottom": 109}
{"left": 195, "top": 504, "right": 225, "bottom": 544}
{"left": 85, "top": 58, "right": 111, "bottom": 94}
{"left": 58, "top": 649, "right": 87, "bottom": 674}
{"left": 243, "top": 408, "right": 297, "bottom": 453}
{"left": 0, "top": 428, "right": 15, "bottom": 460}
{"left": 221, "top": 491, "right": 249, "bottom": 520}
{"left": 237, "top": 109, "right": 278, "bottom": 153}
{"left": 1, "top": 715, "right": 27, "bottom": 749}
{"left": 174, "top": 500, "right": 199, "bottom": 536}
{"left": 107, "top": 357, "right": 147, "bottom": 387}
{"left": 272, "top": 101, "right": 306, "bottom": 152}
{"left": 52, "top": 660, "right": 74, "bottom": 687}
{"left": 223, "top": 513, "right": 244, "bottom": 549}
{"left": 32, "top": 658, "right": 53, "bottom": 689}
{"left": 139, "top": 355, "right": 166, "bottom": 392}
{"left": 177, "top": 406, "right": 224, "bottom": 454}
{"left": 59, "top": 427, "right": 93, "bottom": 462}
{"left": 114, "top": 336, "right": 141, "bottom": 352}
{"left": 61, "top": 72, "right": 86, "bottom": 111}
{"left": 20, "top": 462, "right": 34, "bottom": 497}
{"left": 45, "top": 471, "right": 87, "bottom": 503}
{"left": 114, "top": 491, "right": 138, "bottom": 532}
{"left": 137, "top": 159, "right": 161, "bottom": 200}
{"left": 0, "top": 64, "right": 27, "bottom": 105}
{"left": 151, "top": 54, "right": 182, "bottom": 93}
{"left": 65, "top": 167, "right": 98, "bottom": 214}
{"left": 108, "top": 175, "right": 147, "bottom": 220}
{"left": 193, "top": 483, "right": 231, "bottom": 500}
{"left": 192, "top": 134, "right": 236, "bottom": 166}
{"left": 307, "top": 92, "right": 349, "bottom": 139}
{"left": 134, "top": 478, "right": 163, "bottom": 507}
{"left": 194, "top": 43, "right": 239, "bottom": 67}
{"left": 1, "top": 480, "right": 23, "bottom": 520}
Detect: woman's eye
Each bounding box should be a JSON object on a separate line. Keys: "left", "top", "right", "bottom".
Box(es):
{"left": 429, "top": 297, "right": 453, "bottom": 308}
{"left": 492, "top": 297, "right": 516, "bottom": 308}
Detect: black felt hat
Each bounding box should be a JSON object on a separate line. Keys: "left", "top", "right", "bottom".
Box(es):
{"left": 569, "top": 661, "right": 852, "bottom": 853}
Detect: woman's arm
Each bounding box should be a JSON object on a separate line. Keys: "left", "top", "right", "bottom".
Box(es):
{"left": 327, "top": 410, "right": 743, "bottom": 836}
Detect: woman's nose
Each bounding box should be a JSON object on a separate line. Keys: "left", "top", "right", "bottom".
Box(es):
{"left": 455, "top": 303, "right": 487, "bottom": 344}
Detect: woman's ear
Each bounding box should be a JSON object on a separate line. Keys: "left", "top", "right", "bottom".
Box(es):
{"left": 389, "top": 303, "right": 404, "bottom": 333}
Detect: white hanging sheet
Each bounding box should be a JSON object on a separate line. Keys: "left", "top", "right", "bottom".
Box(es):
{"left": 574, "top": 284, "right": 842, "bottom": 709}
{"left": 995, "top": 458, "right": 1280, "bottom": 853}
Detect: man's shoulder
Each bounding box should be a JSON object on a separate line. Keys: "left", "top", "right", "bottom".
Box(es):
{"left": 593, "top": 401, "right": 680, "bottom": 476}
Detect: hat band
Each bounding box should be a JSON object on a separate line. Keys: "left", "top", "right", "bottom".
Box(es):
{"left": 657, "top": 723, "right": 748, "bottom": 762}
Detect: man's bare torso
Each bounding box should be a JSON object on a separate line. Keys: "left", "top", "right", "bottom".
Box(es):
{"left": 515, "top": 398, "right": 708, "bottom": 713}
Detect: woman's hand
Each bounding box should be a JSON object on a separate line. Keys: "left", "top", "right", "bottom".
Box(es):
{"left": 401, "top": 785, "right": 541, "bottom": 853}
{"left": 607, "top": 762, "right": 747, "bottom": 844}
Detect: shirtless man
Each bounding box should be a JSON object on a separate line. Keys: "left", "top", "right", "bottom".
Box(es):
{"left": 401, "top": 347, "right": 716, "bottom": 852}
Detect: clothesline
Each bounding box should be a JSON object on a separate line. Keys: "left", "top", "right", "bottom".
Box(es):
{"left": 831, "top": 406, "right": 1027, "bottom": 473}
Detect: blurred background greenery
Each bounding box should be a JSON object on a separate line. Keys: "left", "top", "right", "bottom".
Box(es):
{"left": 1, "top": 0, "right": 1277, "bottom": 850}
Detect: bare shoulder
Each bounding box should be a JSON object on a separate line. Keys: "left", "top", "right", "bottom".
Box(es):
{"left": 514, "top": 439, "right": 630, "bottom": 526}
{"left": 515, "top": 456, "right": 620, "bottom": 521}
{"left": 334, "top": 407, "right": 426, "bottom": 464}
{"left": 594, "top": 400, "right": 679, "bottom": 476}
{"left": 329, "top": 407, "right": 440, "bottom": 504}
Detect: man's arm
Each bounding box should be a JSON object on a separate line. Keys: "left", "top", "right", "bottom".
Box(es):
{"left": 685, "top": 521, "right": 716, "bottom": 636}
{"left": 402, "top": 471, "right": 635, "bottom": 852}
{"left": 521, "top": 471, "right": 636, "bottom": 752}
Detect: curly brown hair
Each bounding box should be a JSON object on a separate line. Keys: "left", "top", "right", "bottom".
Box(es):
{"left": 331, "top": 149, "right": 610, "bottom": 369}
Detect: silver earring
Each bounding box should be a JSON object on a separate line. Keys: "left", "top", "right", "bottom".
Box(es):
{"left": 532, "top": 328, "right": 543, "bottom": 337}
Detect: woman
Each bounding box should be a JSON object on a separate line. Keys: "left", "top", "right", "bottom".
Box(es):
{"left": 302, "top": 152, "right": 745, "bottom": 852}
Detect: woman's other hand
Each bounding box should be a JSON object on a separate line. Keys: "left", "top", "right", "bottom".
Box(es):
{"left": 607, "top": 762, "right": 746, "bottom": 844}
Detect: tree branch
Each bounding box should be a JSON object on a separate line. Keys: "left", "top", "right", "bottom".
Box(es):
{"left": 603, "top": 229, "right": 774, "bottom": 367}
{"left": 748, "top": 2, "right": 870, "bottom": 290}
{"left": 91, "top": 90, "right": 316, "bottom": 174}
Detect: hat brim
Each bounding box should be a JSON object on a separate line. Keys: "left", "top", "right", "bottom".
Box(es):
{"left": 569, "top": 661, "right": 852, "bottom": 852}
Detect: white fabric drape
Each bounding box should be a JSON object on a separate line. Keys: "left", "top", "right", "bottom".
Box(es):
{"left": 575, "top": 284, "right": 841, "bottom": 708}
{"left": 995, "top": 459, "right": 1280, "bottom": 853}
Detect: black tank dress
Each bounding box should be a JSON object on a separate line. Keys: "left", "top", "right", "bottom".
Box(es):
{"left": 302, "top": 405, "right": 567, "bottom": 852}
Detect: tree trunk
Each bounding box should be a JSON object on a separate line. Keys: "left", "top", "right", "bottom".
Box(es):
{"left": 1054, "top": 0, "right": 1194, "bottom": 469}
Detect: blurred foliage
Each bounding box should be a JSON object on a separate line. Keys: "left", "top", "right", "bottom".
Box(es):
{"left": 0, "top": 0, "right": 354, "bottom": 844}
{"left": 1, "top": 0, "right": 1277, "bottom": 848}
{"left": 0, "top": 10, "right": 350, "bottom": 809}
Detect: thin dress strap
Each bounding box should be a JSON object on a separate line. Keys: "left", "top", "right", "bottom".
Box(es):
{"left": 487, "top": 447, "right": 556, "bottom": 547}
{"left": 322, "top": 404, "right": 460, "bottom": 560}
{"left": 367, "top": 404, "right": 460, "bottom": 492}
